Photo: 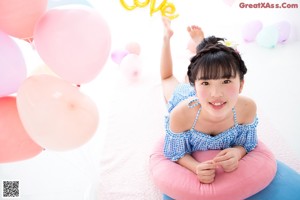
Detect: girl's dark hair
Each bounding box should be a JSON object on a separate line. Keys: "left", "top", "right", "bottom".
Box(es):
{"left": 187, "top": 36, "right": 247, "bottom": 86}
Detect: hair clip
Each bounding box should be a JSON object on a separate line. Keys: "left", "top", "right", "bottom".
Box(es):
{"left": 219, "top": 40, "right": 238, "bottom": 51}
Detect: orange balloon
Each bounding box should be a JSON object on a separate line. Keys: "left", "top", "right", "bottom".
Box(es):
{"left": 0, "top": 0, "right": 48, "bottom": 40}
{"left": 125, "top": 42, "right": 141, "bottom": 55}
{"left": 0, "top": 97, "right": 43, "bottom": 163}
{"left": 16, "top": 75, "right": 99, "bottom": 151}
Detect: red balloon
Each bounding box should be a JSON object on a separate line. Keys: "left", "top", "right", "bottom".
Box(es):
{"left": 0, "top": 0, "right": 48, "bottom": 40}
{"left": 0, "top": 97, "right": 43, "bottom": 163}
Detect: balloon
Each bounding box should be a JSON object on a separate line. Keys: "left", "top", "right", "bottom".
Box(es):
{"left": 111, "top": 49, "right": 129, "bottom": 65}
{"left": 242, "top": 20, "right": 263, "bottom": 42}
{"left": 119, "top": 0, "right": 179, "bottom": 20}
{"left": 120, "top": 54, "right": 143, "bottom": 82}
{"left": 0, "top": 97, "right": 43, "bottom": 163}
{"left": 119, "top": 0, "right": 137, "bottom": 10}
{"left": 34, "top": 7, "right": 111, "bottom": 84}
{"left": 256, "top": 26, "right": 279, "bottom": 48}
{"left": 0, "top": 31, "right": 27, "bottom": 97}
{"left": 158, "top": 2, "right": 179, "bottom": 20}
{"left": 275, "top": 21, "right": 291, "bottom": 43}
{"left": 16, "top": 75, "right": 99, "bottom": 151}
{"left": 125, "top": 42, "right": 141, "bottom": 55}
{"left": 0, "top": 0, "right": 48, "bottom": 40}
{"left": 47, "top": 0, "right": 93, "bottom": 9}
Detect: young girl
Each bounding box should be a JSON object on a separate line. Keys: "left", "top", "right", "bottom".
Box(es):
{"left": 160, "top": 17, "right": 258, "bottom": 184}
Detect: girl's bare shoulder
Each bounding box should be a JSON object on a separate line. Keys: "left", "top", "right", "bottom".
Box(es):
{"left": 236, "top": 96, "right": 257, "bottom": 124}
{"left": 169, "top": 97, "right": 199, "bottom": 133}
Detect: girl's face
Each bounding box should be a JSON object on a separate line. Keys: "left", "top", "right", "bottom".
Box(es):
{"left": 194, "top": 75, "right": 244, "bottom": 120}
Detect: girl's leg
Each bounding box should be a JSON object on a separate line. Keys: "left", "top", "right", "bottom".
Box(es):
{"left": 184, "top": 25, "right": 205, "bottom": 83}
{"left": 187, "top": 25, "right": 204, "bottom": 47}
{"left": 160, "top": 17, "right": 179, "bottom": 102}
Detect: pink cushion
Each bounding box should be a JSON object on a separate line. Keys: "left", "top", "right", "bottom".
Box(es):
{"left": 149, "top": 137, "right": 277, "bottom": 200}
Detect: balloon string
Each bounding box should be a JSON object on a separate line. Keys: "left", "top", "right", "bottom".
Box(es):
{"left": 23, "top": 37, "right": 35, "bottom": 50}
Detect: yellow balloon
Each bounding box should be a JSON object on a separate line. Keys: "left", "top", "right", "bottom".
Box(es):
{"left": 120, "top": 0, "right": 137, "bottom": 10}
{"left": 150, "top": 0, "right": 167, "bottom": 16}
{"left": 161, "top": 2, "right": 179, "bottom": 20}
{"left": 119, "top": 0, "right": 179, "bottom": 20}
{"left": 134, "top": 0, "right": 150, "bottom": 7}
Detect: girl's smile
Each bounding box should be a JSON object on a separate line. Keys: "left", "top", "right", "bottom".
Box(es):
{"left": 209, "top": 101, "right": 227, "bottom": 110}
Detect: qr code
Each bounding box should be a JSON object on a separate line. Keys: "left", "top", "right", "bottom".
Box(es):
{"left": 2, "top": 181, "right": 20, "bottom": 198}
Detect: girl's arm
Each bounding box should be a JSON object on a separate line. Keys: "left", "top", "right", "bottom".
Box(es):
{"left": 176, "top": 154, "right": 199, "bottom": 173}
{"left": 213, "top": 146, "right": 246, "bottom": 172}
{"left": 177, "top": 154, "right": 217, "bottom": 184}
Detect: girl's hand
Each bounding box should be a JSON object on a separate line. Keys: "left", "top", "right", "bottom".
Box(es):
{"left": 213, "top": 147, "right": 246, "bottom": 172}
{"left": 195, "top": 160, "right": 217, "bottom": 183}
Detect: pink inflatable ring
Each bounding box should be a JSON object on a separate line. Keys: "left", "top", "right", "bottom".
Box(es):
{"left": 150, "top": 137, "right": 277, "bottom": 200}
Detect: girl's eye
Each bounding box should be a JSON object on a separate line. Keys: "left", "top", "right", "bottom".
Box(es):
{"left": 223, "top": 80, "right": 231, "bottom": 84}
{"left": 201, "top": 81, "right": 209, "bottom": 86}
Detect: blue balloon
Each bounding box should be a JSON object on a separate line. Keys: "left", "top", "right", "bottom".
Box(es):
{"left": 256, "top": 26, "right": 279, "bottom": 48}
{"left": 47, "top": 0, "right": 93, "bottom": 9}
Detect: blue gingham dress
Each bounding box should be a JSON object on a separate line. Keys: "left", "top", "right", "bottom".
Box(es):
{"left": 163, "top": 83, "right": 258, "bottom": 161}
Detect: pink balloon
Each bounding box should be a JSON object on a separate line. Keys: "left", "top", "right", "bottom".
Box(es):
{"left": 16, "top": 75, "right": 99, "bottom": 151}
{"left": 0, "top": 31, "right": 27, "bottom": 97}
{"left": 34, "top": 7, "right": 111, "bottom": 84}
{"left": 275, "top": 21, "right": 291, "bottom": 43}
{"left": 0, "top": 0, "right": 47, "bottom": 40}
{"left": 120, "top": 54, "right": 142, "bottom": 82}
{"left": 0, "top": 97, "right": 43, "bottom": 163}
{"left": 242, "top": 20, "right": 263, "bottom": 42}
{"left": 125, "top": 42, "right": 141, "bottom": 55}
{"left": 111, "top": 49, "right": 129, "bottom": 65}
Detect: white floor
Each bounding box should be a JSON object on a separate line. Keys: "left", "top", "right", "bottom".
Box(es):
{"left": 1, "top": 1, "right": 300, "bottom": 199}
